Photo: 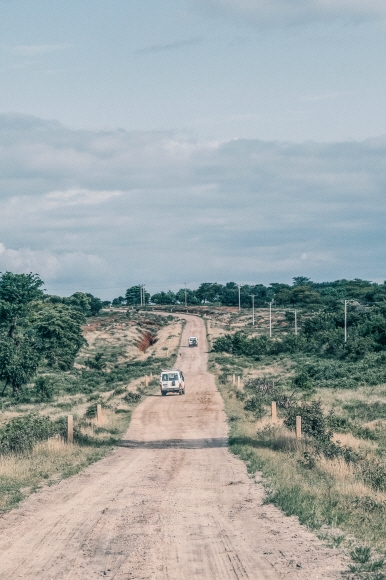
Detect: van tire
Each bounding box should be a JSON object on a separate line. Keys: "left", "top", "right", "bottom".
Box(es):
{"left": 161, "top": 391, "right": 167, "bottom": 396}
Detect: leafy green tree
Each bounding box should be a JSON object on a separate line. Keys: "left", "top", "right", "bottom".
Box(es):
{"left": 64, "top": 292, "right": 91, "bottom": 315}
{"left": 86, "top": 293, "right": 103, "bottom": 316}
{"left": 125, "top": 286, "right": 141, "bottom": 306}
{"left": 0, "top": 272, "right": 86, "bottom": 394}
{"left": 33, "top": 304, "right": 86, "bottom": 370}
{"left": 175, "top": 288, "right": 200, "bottom": 305}
{"left": 151, "top": 290, "right": 176, "bottom": 305}
{"left": 112, "top": 296, "right": 125, "bottom": 306}
{"left": 0, "top": 273, "right": 44, "bottom": 394}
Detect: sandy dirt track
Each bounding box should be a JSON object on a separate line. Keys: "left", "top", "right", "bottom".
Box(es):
{"left": 0, "top": 315, "right": 346, "bottom": 579}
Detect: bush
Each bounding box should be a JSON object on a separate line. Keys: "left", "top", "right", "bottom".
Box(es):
{"left": 123, "top": 392, "right": 141, "bottom": 404}
{"left": 284, "top": 400, "right": 330, "bottom": 442}
{"left": 34, "top": 376, "right": 54, "bottom": 402}
{"left": 85, "top": 402, "right": 102, "bottom": 418}
{"left": 0, "top": 414, "right": 55, "bottom": 454}
{"left": 244, "top": 396, "right": 265, "bottom": 418}
{"left": 292, "top": 370, "right": 313, "bottom": 391}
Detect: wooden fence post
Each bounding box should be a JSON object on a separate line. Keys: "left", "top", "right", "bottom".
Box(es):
{"left": 145, "top": 375, "right": 149, "bottom": 386}
{"left": 271, "top": 401, "right": 277, "bottom": 422}
{"left": 97, "top": 404, "right": 102, "bottom": 424}
{"left": 67, "top": 415, "right": 73, "bottom": 443}
{"left": 237, "top": 376, "right": 241, "bottom": 388}
{"left": 296, "top": 415, "right": 302, "bottom": 439}
{"left": 232, "top": 374, "right": 235, "bottom": 385}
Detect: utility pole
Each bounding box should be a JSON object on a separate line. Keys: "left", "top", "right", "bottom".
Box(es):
{"left": 250, "top": 295, "right": 255, "bottom": 326}
{"left": 295, "top": 309, "right": 298, "bottom": 336}
{"left": 238, "top": 284, "right": 241, "bottom": 313}
{"left": 344, "top": 299, "right": 347, "bottom": 343}
{"left": 139, "top": 284, "right": 144, "bottom": 307}
{"left": 269, "top": 302, "right": 272, "bottom": 338}
{"left": 184, "top": 282, "right": 187, "bottom": 307}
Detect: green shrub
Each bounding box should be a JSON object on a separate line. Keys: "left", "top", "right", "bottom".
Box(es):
{"left": 0, "top": 414, "right": 54, "bottom": 454}
{"left": 244, "top": 396, "right": 265, "bottom": 418}
{"left": 34, "top": 376, "right": 54, "bottom": 402}
{"left": 292, "top": 369, "right": 313, "bottom": 391}
{"left": 284, "top": 400, "right": 331, "bottom": 442}
{"left": 85, "top": 402, "right": 102, "bottom": 418}
{"left": 123, "top": 392, "right": 141, "bottom": 404}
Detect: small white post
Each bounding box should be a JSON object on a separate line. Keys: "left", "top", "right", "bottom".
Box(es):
{"left": 237, "top": 376, "right": 241, "bottom": 388}
{"left": 232, "top": 374, "right": 235, "bottom": 385}
{"left": 271, "top": 402, "right": 277, "bottom": 422}
{"left": 97, "top": 404, "right": 102, "bottom": 424}
{"left": 250, "top": 295, "right": 255, "bottom": 326}
{"left": 296, "top": 416, "right": 302, "bottom": 439}
{"left": 145, "top": 375, "right": 149, "bottom": 386}
{"left": 67, "top": 415, "right": 73, "bottom": 443}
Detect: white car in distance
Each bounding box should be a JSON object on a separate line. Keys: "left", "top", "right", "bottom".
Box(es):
{"left": 160, "top": 369, "right": 185, "bottom": 396}
{"left": 188, "top": 336, "right": 198, "bottom": 347}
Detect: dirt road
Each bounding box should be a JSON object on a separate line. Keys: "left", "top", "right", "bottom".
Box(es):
{"left": 0, "top": 315, "right": 345, "bottom": 579}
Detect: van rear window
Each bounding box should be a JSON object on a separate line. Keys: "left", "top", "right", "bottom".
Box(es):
{"left": 162, "top": 373, "right": 179, "bottom": 381}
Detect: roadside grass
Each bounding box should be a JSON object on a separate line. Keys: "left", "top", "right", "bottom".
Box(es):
{"left": 0, "top": 438, "right": 106, "bottom": 512}
{"left": 0, "top": 309, "right": 183, "bottom": 513}
{"left": 206, "top": 308, "right": 386, "bottom": 578}
{"left": 217, "top": 372, "right": 386, "bottom": 554}
{"left": 217, "top": 367, "right": 386, "bottom": 560}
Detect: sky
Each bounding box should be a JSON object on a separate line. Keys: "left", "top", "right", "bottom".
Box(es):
{"left": 0, "top": 0, "right": 385, "bottom": 298}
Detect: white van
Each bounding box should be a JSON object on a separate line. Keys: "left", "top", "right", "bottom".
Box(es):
{"left": 188, "top": 336, "right": 198, "bottom": 347}
{"left": 160, "top": 369, "right": 185, "bottom": 396}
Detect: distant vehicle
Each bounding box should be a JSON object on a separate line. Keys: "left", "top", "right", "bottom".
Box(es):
{"left": 160, "top": 369, "right": 185, "bottom": 396}
{"left": 188, "top": 336, "right": 198, "bottom": 347}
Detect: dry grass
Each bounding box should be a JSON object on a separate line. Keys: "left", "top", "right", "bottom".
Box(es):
{"left": 0, "top": 438, "right": 106, "bottom": 512}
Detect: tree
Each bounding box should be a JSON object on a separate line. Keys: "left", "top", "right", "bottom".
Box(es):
{"left": 112, "top": 296, "right": 125, "bottom": 306}
{"left": 86, "top": 293, "right": 103, "bottom": 316}
{"left": 0, "top": 272, "right": 86, "bottom": 394}
{"left": 125, "top": 286, "right": 141, "bottom": 306}
{"left": 151, "top": 291, "right": 176, "bottom": 305}
{"left": 0, "top": 272, "right": 44, "bottom": 394}
{"left": 33, "top": 304, "right": 86, "bottom": 370}
{"left": 64, "top": 292, "right": 91, "bottom": 315}
{"left": 293, "top": 276, "right": 312, "bottom": 286}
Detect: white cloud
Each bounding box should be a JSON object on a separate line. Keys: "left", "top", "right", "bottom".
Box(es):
{"left": 193, "top": 0, "right": 386, "bottom": 26}
{"left": 11, "top": 44, "right": 70, "bottom": 57}
{"left": 136, "top": 37, "right": 204, "bottom": 55}
{"left": 0, "top": 243, "right": 106, "bottom": 289}
{"left": 0, "top": 113, "right": 385, "bottom": 296}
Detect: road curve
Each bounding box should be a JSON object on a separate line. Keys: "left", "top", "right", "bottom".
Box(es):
{"left": 0, "top": 314, "right": 345, "bottom": 579}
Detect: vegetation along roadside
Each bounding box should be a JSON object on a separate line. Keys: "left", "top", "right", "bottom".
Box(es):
{"left": 0, "top": 271, "right": 184, "bottom": 512}
{"left": 205, "top": 287, "right": 386, "bottom": 579}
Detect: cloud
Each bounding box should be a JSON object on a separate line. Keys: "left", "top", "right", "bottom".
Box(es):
{"left": 0, "top": 113, "right": 385, "bottom": 297}
{"left": 136, "top": 37, "right": 204, "bottom": 55}
{"left": 0, "top": 243, "right": 106, "bottom": 291}
{"left": 11, "top": 44, "right": 70, "bottom": 57}
{"left": 192, "top": 0, "right": 386, "bottom": 26}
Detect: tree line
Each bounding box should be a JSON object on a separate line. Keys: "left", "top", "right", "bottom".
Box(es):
{"left": 114, "top": 277, "right": 386, "bottom": 309}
